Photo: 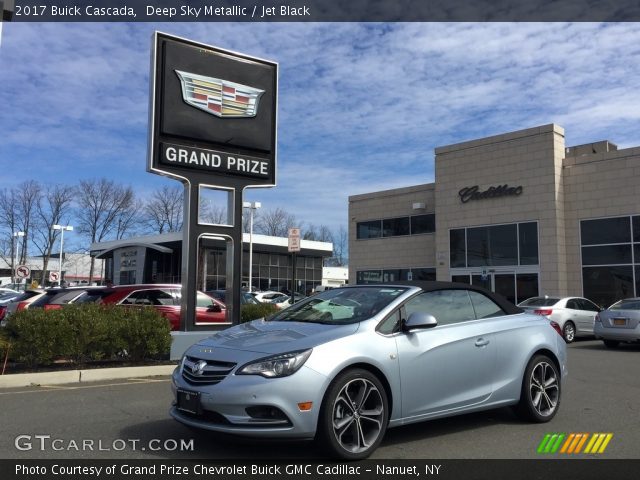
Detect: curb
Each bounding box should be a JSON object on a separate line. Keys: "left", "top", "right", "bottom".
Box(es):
{"left": 0, "top": 365, "right": 177, "bottom": 389}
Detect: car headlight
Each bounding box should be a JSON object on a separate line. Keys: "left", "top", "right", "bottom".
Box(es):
{"left": 238, "top": 349, "right": 312, "bottom": 378}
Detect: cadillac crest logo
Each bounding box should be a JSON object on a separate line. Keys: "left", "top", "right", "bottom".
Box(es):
{"left": 175, "top": 70, "right": 265, "bottom": 118}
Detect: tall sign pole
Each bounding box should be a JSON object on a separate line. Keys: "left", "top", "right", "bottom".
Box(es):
{"left": 148, "top": 32, "right": 277, "bottom": 349}
{"left": 288, "top": 228, "right": 301, "bottom": 302}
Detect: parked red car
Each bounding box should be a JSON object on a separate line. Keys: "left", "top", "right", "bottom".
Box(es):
{"left": 74, "top": 284, "right": 228, "bottom": 330}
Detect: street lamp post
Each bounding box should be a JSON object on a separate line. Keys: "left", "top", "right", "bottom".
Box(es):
{"left": 52, "top": 224, "right": 73, "bottom": 286}
{"left": 242, "top": 201, "right": 261, "bottom": 292}
{"left": 12, "top": 231, "right": 25, "bottom": 284}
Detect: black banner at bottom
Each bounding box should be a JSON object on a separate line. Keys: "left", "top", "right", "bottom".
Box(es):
{"left": 2, "top": 459, "right": 639, "bottom": 480}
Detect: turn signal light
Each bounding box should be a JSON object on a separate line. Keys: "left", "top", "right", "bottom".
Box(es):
{"left": 549, "top": 321, "right": 563, "bottom": 337}
{"left": 595, "top": 313, "right": 601, "bottom": 323}
{"left": 297, "top": 402, "right": 313, "bottom": 411}
{"left": 534, "top": 309, "right": 553, "bottom": 316}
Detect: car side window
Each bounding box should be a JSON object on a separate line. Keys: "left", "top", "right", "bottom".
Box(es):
{"left": 121, "top": 291, "right": 147, "bottom": 305}
{"left": 566, "top": 299, "right": 578, "bottom": 310}
{"left": 197, "top": 292, "right": 214, "bottom": 308}
{"left": 146, "top": 289, "right": 175, "bottom": 305}
{"left": 377, "top": 309, "right": 401, "bottom": 335}
{"left": 468, "top": 291, "right": 505, "bottom": 318}
{"left": 579, "top": 299, "right": 600, "bottom": 312}
{"left": 404, "top": 290, "right": 476, "bottom": 326}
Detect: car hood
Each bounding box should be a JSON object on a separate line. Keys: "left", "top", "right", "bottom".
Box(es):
{"left": 192, "top": 319, "right": 360, "bottom": 355}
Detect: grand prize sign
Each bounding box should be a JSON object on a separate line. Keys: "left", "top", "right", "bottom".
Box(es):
{"left": 148, "top": 32, "right": 277, "bottom": 340}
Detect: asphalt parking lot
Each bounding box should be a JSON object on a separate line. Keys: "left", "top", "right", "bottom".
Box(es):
{"left": 0, "top": 339, "right": 638, "bottom": 460}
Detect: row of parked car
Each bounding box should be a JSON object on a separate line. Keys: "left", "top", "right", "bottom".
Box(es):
{"left": 2, "top": 285, "right": 639, "bottom": 347}
{"left": 0, "top": 285, "right": 228, "bottom": 329}
{"left": 518, "top": 295, "right": 640, "bottom": 347}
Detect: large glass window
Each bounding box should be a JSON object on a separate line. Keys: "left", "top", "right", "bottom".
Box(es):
{"left": 411, "top": 214, "right": 435, "bottom": 235}
{"left": 519, "top": 222, "right": 539, "bottom": 265}
{"left": 356, "top": 267, "right": 435, "bottom": 284}
{"left": 581, "top": 215, "right": 640, "bottom": 307}
{"left": 467, "top": 224, "right": 518, "bottom": 267}
{"left": 382, "top": 217, "right": 410, "bottom": 237}
{"left": 581, "top": 217, "right": 630, "bottom": 245}
{"left": 357, "top": 220, "right": 382, "bottom": 239}
{"left": 582, "top": 245, "right": 632, "bottom": 265}
{"left": 450, "top": 229, "right": 466, "bottom": 268}
{"left": 357, "top": 214, "right": 435, "bottom": 240}
{"left": 582, "top": 266, "right": 634, "bottom": 308}
{"left": 450, "top": 222, "right": 538, "bottom": 268}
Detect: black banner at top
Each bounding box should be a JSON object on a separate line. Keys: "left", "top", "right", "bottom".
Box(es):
{"left": 6, "top": 0, "right": 640, "bottom": 22}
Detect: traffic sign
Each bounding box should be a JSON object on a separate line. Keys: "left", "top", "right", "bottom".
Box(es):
{"left": 15, "top": 265, "right": 30, "bottom": 279}
{"left": 49, "top": 271, "right": 60, "bottom": 283}
{"left": 288, "top": 227, "right": 301, "bottom": 252}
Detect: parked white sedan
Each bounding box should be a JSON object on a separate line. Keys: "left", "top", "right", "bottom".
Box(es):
{"left": 518, "top": 296, "right": 601, "bottom": 343}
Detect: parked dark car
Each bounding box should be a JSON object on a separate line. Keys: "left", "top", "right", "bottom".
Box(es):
{"left": 28, "top": 287, "right": 104, "bottom": 311}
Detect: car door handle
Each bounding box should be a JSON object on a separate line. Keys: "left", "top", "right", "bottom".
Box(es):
{"left": 475, "top": 338, "right": 490, "bottom": 347}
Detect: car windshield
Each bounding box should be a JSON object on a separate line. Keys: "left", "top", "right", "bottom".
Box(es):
{"left": 609, "top": 299, "right": 640, "bottom": 310}
{"left": 267, "top": 287, "right": 407, "bottom": 324}
{"left": 519, "top": 297, "right": 560, "bottom": 307}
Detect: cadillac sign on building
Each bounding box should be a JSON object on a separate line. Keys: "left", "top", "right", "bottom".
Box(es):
{"left": 148, "top": 32, "right": 277, "bottom": 187}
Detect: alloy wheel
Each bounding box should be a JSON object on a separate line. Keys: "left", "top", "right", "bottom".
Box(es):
{"left": 331, "top": 377, "right": 385, "bottom": 454}
{"left": 563, "top": 322, "right": 575, "bottom": 343}
{"left": 529, "top": 361, "right": 559, "bottom": 417}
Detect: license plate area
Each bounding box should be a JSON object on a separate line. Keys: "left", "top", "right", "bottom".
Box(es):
{"left": 177, "top": 389, "right": 201, "bottom": 415}
{"left": 613, "top": 318, "right": 627, "bottom": 326}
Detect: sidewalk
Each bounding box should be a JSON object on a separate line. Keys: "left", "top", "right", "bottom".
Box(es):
{"left": 0, "top": 364, "right": 176, "bottom": 389}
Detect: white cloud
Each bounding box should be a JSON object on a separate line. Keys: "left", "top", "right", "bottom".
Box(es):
{"left": 1, "top": 22, "right": 640, "bottom": 232}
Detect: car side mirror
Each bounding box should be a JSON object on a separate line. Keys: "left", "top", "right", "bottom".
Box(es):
{"left": 207, "top": 304, "right": 222, "bottom": 313}
{"left": 402, "top": 311, "right": 438, "bottom": 331}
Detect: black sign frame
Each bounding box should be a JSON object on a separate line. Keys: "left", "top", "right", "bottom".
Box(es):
{"left": 148, "top": 31, "right": 278, "bottom": 188}
{"left": 147, "top": 32, "right": 278, "bottom": 333}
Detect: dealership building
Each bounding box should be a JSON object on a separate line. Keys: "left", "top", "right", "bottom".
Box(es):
{"left": 349, "top": 124, "right": 640, "bottom": 307}
{"left": 90, "top": 232, "right": 332, "bottom": 295}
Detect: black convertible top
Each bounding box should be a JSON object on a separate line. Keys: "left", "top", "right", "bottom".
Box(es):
{"left": 388, "top": 280, "right": 523, "bottom": 315}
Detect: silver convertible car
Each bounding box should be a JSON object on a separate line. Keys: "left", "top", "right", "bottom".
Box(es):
{"left": 171, "top": 282, "right": 567, "bottom": 459}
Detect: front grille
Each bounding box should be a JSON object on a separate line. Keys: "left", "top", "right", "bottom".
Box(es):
{"left": 182, "top": 356, "right": 236, "bottom": 385}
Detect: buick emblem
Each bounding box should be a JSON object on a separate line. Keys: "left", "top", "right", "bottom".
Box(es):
{"left": 175, "top": 70, "right": 265, "bottom": 118}
{"left": 191, "top": 360, "right": 208, "bottom": 376}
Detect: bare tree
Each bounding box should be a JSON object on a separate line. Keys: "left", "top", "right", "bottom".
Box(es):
{"left": 303, "top": 224, "right": 317, "bottom": 240}
{"left": 115, "top": 199, "right": 144, "bottom": 239}
{"left": 32, "top": 184, "right": 75, "bottom": 285}
{"left": 75, "top": 179, "right": 135, "bottom": 282}
{"left": 255, "top": 207, "right": 299, "bottom": 237}
{"left": 0, "top": 188, "right": 19, "bottom": 277}
{"left": 15, "top": 180, "right": 42, "bottom": 265}
{"left": 198, "top": 196, "right": 227, "bottom": 225}
{"left": 144, "top": 185, "right": 183, "bottom": 234}
{"left": 332, "top": 225, "right": 348, "bottom": 266}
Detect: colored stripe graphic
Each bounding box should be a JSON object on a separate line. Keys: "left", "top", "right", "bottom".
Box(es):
{"left": 538, "top": 433, "right": 613, "bottom": 454}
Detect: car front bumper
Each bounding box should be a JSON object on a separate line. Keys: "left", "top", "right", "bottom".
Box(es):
{"left": 170, "top": 365, "right": 328, "bottom": 439}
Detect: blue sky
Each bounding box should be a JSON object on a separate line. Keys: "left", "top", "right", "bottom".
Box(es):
{"left": 1, "top": 22, "right": 640, "bottom": 234}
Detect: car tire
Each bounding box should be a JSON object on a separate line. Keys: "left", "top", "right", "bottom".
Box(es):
{"left": 562, "top": 321, "right": 576, "bottom": 343}
{"left": 514, "top": 354, "right": 561, "bottom": 423}
{"left": 317, "top": 368, "right": 388, "bottom": 460}
{"left": 603, "top": 339, "right": 620, "bottom": 348}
